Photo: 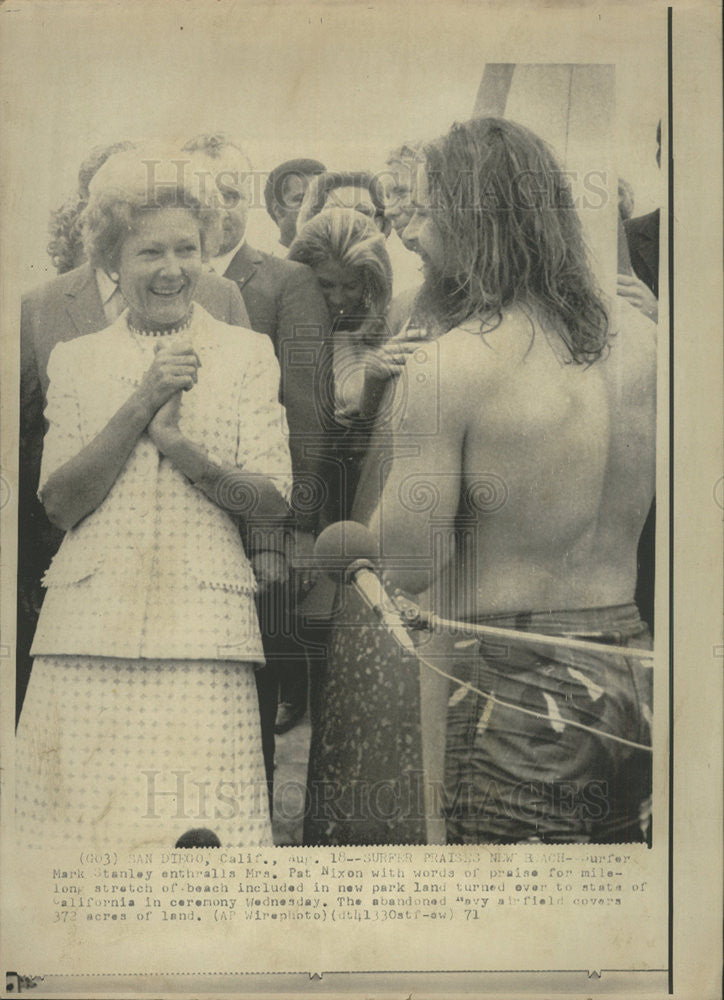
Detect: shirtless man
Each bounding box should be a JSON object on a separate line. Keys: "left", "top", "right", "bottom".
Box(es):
{"left": 373, "top": 117, "right": 656, "bottom": 844}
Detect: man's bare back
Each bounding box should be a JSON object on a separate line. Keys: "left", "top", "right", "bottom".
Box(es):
{"left": 377, "top": 301, "right": 656, "bottom": 619}
{"left": 367, "top": 115, "right": 657, "bottom": 844}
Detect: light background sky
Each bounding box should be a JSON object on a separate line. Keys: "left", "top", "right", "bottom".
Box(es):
{"left": 1, "top": 1, "right": 666, "bottom": 295}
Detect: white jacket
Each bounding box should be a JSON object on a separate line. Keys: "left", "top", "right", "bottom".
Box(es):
{"left": 31, "top": 306, "right": 292, "bottom": 662}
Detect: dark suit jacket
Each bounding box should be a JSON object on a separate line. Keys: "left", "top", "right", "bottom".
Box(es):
{"left": 223, "top": 244, "right": 331, "bottom": 533}
{"left": 623, "top": 210, "right": 659, "bottom": 634}
{"left": 624, "top": 209, "right": 660, "bottom": 298}
{"left": 17, "top": 263, "right": 252, "bottom": 717}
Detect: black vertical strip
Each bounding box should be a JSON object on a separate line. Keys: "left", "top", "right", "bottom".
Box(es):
{"left": 667, "top": 5, "right": 674, "bottom": 996}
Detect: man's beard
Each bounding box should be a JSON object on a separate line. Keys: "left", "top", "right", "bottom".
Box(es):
{"left": 413, "top": 261, "right": 470, "bottom": 332}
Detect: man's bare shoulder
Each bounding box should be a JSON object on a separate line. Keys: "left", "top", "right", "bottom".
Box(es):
{"left": 408, "top": 323, "right": 516, "bottom": 440}
{"left": 398, "top": 327, "right": 489, "bottom": 437}
{"left": 433, "top": 313, "right": 535, "bottom": 393}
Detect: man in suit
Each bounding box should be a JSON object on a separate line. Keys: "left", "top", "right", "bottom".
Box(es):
{"left": 182, "top": 134, "right": 332, "bottom": 785}
{"left": 616, "top": 122, "right": 662, "bottom": 636}
{"left": 264, "top": 157, "right": 326, "bottom": 251}
{"left": 623, "top": 208, "right": 660, "bottom": 301}
{"left": 17, "top": 259, "right": 251, "bottom": 721}
{"left": 619, "top": 206, "right": 659, "bottom": 636}
{"left": 617, "top": 122, "right": 660, "bottom": 322}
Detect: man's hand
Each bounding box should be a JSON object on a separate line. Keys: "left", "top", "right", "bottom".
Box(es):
{"left": 367, "top": 339, "right": 421, "bottom": 381}
{"left": 617, "top": 274, "right": 658, "bottom": 323}
{"left": 251, "top": 550, "right": 289, "bottom": 591}
{"left": 290, "top": 529, "right": 317, "bottom": 596}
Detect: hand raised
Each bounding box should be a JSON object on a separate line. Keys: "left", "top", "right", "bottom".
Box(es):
{"left": 138, "top": 338, "right": 201, "bottom": 416}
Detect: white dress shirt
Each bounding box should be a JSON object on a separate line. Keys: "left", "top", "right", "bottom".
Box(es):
{"left": 208, "top": 238, "right": 245, "bottom": 277}
{"left": 95, "top": 268, "right": 125, "bottom": 323}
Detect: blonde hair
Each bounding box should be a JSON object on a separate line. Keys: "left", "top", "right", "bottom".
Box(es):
{"left": 288, "top": 208, "right": 393, "bottom": 345}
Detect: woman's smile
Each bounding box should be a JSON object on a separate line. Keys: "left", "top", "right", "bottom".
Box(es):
{"left": 118, "top": 207, "right": 203, "bottom": 330}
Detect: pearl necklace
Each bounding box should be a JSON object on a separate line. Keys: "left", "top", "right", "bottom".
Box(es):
{"left": 127, "top": 306, "right": 194, "bottom": 337}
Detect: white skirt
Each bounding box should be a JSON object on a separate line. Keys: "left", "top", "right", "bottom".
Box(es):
{"left": 16, "top": 656, "right": 272, "bottom": 850}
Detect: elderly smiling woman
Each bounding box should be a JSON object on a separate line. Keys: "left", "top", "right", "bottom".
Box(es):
{"left": 15, "top": 149, "right": 292, "bottom": 850}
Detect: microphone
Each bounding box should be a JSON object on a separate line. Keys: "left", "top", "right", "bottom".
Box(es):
{"left": 313, "top": 521, "right": 418, "bottom": 656}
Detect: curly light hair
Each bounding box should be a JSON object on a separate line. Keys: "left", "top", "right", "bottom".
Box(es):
{"left": 80, "top": 149, "right": 223, "bottom": 272}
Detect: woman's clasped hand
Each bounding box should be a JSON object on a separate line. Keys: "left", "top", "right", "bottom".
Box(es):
{"left": 142, "top": 338, "right": 201, "bottom": 406}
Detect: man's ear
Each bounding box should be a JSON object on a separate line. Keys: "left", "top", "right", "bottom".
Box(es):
{"left": 271, "top": 202, "right": 287, "bottom": 225}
